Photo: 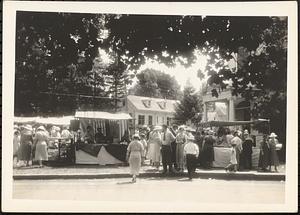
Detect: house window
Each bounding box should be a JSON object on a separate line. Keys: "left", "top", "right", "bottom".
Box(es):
{"left": 167, "top": 117, "right": 172, "bottom": 126}
{"left": 138, "top": 115, "right": 145, "bottom": 125}
{"left": 148, "top": 115, "right": 153, "bottom": 125}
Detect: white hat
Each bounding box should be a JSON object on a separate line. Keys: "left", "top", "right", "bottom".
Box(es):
{"left": 187, "top": 134, "right": 195, "bottom": 141}
{"left": 269, "top": 132, "right": 277, "bottom": 138}
{"left": 178, "top": 125, "right": 185, "bottom": 130}
{"left": 153, "top": 125, "right": 162, "bottom": 131}
{"left": 37, "top": 126, "right": 46, "bottom": 131}
{"left": 208, "top": 130, "right": 214, "bottom": 135}
{"left": 244, "top": 129, "right": 249, "bottom": 135}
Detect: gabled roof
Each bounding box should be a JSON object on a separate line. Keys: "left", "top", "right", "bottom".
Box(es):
{"left": 127, "top": 95, "right": 179, "bottom": 113}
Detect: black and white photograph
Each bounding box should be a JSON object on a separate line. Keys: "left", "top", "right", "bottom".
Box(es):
{"left": 2, "top": 1, "right": 298, "bottom": 213}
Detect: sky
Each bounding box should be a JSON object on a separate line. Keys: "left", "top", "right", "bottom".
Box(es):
{"left": 134, "top": 51, "right": 209, "bottom": 91}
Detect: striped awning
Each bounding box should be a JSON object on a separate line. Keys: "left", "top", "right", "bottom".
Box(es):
{"left": 75, "top": 111, "right": 132, "bottom": 120}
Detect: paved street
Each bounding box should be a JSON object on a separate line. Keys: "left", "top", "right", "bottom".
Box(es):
{"left": 13, "top": 178, "right": 285, "bottom": 204}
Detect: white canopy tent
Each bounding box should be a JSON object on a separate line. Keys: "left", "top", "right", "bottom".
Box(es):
{"left": 14, "top": 116, "right": 74, "bottom": 126}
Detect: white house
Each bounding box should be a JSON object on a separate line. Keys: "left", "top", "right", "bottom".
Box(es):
{"left": 125, "top": 95, "right": 179, "bottom": 129}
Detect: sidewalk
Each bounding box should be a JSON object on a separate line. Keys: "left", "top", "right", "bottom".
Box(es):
{"left": 13, "top": 162, "right": 286, "bottom": 181}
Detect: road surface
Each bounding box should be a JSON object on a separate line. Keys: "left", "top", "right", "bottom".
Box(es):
{"left": 13, "top": 177, "right": 285, "bottom": 204}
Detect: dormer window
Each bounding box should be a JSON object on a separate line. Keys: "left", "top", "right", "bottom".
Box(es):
{"left": 157, "top": 101, "right": 167, "bottom": 109}
{"left": 142, "top": 99, "right": 151, "bottom": 108}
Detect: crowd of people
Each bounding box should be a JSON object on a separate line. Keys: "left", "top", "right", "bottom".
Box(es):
{"left": 13, "top": 122, "right": 282, "bottom": 181}
{"left": 13, "top": 124, "right": 73, "bottom": 168}
{"left": 125, "top": 124, "right": 282, "bottom": 182}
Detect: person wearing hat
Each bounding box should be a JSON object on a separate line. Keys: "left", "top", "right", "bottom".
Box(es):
{"left": 13, "top": 126, "right": 21, "bottom": 165}
{"left": 225, "top": 140, "right": 238, "bottom": 172}
{"left": 183, "top": 134, "right": 199, "bottom": 179}
{"left": 241, "top": 130, "right": 254, "bottom": 170}
{"left": 161, "top": 124, "right": 176, "bottom": 175}
{"left": 268, "top": 132, "right": 280, "bottom": 172}
{"left": 175, "top": 126, "right": 188, "bottom": 172}
{"left": 201, "top": 129, "right": 216, "bottom": 169}
{"left": 147, "top": 125, "right": 162, "bottom": 169}
{"left": 139, "top": 133, "right": 148, "bottom": 165}
{"left": 126, "top": 134, "right": 144, "bottom": 182}
{"left": 230, "top": 131, "right": 243, "bottom": 171}
{"left": 33, "top": 125, "right": 49, "bottom": 168}
{"left": 18, "top": 124, "right": 34, "bottom": 166}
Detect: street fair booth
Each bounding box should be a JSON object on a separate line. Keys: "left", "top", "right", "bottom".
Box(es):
{"left": 198, "top": 119, "right": 270, "bottom": 168}
{"left": 74, "top": 111, "right": 132, "bottom": 165}
{"left": 14, "top": 116, "right": 75, "bottom": 164}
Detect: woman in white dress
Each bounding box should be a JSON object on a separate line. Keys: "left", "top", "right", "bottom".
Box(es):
{"left": 147, "top": 126, "right": 162, "bottom": 170}
{"left": 34, "top": 126, "right": 49, "bottom": 167}
{"left": 126, "top": 134, "right": 144, "bottom": 182}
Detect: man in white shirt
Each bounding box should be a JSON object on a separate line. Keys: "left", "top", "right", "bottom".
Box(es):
{"left": 184, "top": 134, "right": 199, "bottom": 179}
{"left": 161, "top": 124, "right": 176, "bottom": 174}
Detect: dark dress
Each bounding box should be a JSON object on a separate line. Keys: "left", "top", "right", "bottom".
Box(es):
{"left": 18, "top": 131, "right": 33, "bottom": 161}
{"left": 202, "top": 135, "right": 215, "bottom": 168}
{"left": 258, "top": 140, "right": 271, "bottom": 169}
{"left": 241, "top": 138, "right": 254, "bottom": 170}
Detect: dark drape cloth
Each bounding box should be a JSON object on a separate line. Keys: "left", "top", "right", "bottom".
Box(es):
{"left": 161, "top": 145, "right": 172, "bottom": 165}
{"left": 76, "top": 143, "right": 128, "bottom": 162}
{"left": 77, "top": 144, "right": 102, "bottom": 157}
{"left": 171, "top": 141, "right": 177, "bottom": 163}
{"left": 202, "top": 136, "right": 215, "bottom": 163}
{"left": 105, "top": 144, "right": 127, "bottom": 162}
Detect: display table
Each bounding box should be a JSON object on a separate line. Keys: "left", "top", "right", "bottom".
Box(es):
{"left": 212, "top": 147, "right": 260, "bottom": 168}
{"left": 75, "top": 143, "right": 127, "bottom": 165}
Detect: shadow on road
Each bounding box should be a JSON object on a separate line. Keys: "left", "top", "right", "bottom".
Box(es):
{"left": 116, "top": 181, "right": 135, "bottom": 185}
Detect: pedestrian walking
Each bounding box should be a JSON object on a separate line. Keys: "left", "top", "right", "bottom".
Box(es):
{"left": 33, "top": 126, "right": 49, "bottom": 168}
{"left": 161, "top": 124, "right": 176, "bottom": 175}
{"left": 147, "top": 126, "right": 162, "bottom": 169}
{"left": 175, "top": 126, "right": 187, "bottom": 172}
{"left": 183, "top": 134, "right": 199, "bottom": 179}
{"left": 225, "top": 141, "right": 238, "bottom": 172}
{"left": 241, "top": 130, "right": 254, "bottom": 170}
{"left": 268, "top": 132, "right": 280, "bottom": 172}
{"left": 170, "top": 124, "right": 178, "bottom": 170}
{"left": 258, "top": 134, "right": 271, "bottom": 172}
{"left": 231, "top": 131, "right": 243, "bottom": 171}
{"left": 126, "top": 134, "right": 144, "bottom": 183}
{"left": 18, "top": 124, "right": 33, "bottom": 167}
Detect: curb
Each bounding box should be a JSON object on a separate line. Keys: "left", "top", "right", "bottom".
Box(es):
{"left": 13, "top": 172, "right": 285, "bottom": 181}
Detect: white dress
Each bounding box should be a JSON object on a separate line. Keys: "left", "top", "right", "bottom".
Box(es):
{"left": 127, "top": 140, "right": 144, "bottom": 175}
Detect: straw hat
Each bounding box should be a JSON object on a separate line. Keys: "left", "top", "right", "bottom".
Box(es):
{"left": 14, "top": 125, "right": 19, "bottom": 130}
{"left": 269, "top": 132, "right": 277, "bottom": 138}
{"left": 244, "top": 129, "right": 249, "bottom": 135}
{"left": 208, "top": 130, "right": 214, "bottom": 135}
{"left": 37, "top": 125, "right": 46, "bottom": 131}
{"left": 178, "top": 125, "right": 185, "bottom": 131}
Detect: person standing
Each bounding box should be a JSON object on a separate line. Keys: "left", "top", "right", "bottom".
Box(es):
{"left": 175, "top": 126, "right": 188, "bottom": 172}
{"left": 225, "top": 129, "right": 234, "bottom": 148}
{"left": 183, "top": 134, "right": 199, "bottom": 179}
{"left": 258, "top": 134, "right": 271, "bottom": 172}
{"left": 202, "top": 130, "right": 216, "bottom": 169}
{"left": 170, "top": 124, "right": 178, "bottom": 170}
{"left": 140, "top": 133, "right": 148, "bottom": 165}
{"left": 225, "top": 141, "right": 238, "bottom": 172}
{"left": 18, "top": 124, "right": 33, "bottom": 167}
{"left": 126, "top": 134, "right": 144, "bottom": 183}
{"left": 241, "top": 130, "right": 254, "bottom": 170}
{"left": 13, "top": 126, "right": 21, "bottom": 165}
{"left": 231, "top": 131, "right": 243, "bottom": 171}
{"left": 33, "top": 126, "right": 49, "bottom": 168}
{"left": 268, "top": 132, "right": 280, "bottom": 172}
{"left": 161, "top": 124, "right": 176, "bottom": 175}
{"left": 84, "top": 125, "right": 95, "bottom": 144}
{"left": 147, "top": 126, "right": 162, "bottom": 169}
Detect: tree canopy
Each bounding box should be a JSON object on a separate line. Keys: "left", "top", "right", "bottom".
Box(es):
{"left": 129, "top": 69, "right": 182, "bottom": 100}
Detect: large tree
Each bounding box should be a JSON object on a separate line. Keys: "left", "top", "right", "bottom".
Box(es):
{"left": 174, "top": 83, "right": 203, "bottom": 124}
{"left": 130, "top": 69, "right": 182, "bottom": 100}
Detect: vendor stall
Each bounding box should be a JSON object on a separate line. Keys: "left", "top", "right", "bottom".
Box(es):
{"left": 198, "top": 119, "right": 270, "bottom": 169}
{"left": 74, "top": 111, "right": 132, "bottom": 165}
